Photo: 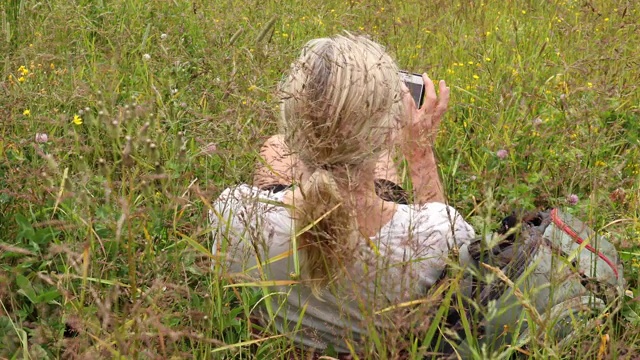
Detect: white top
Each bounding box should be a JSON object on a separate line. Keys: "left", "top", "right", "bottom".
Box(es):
{"left": 209, "top": 184, "right": 475, "bottom": 353}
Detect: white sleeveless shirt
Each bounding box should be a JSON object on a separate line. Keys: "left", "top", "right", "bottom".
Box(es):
{"left": 209, "top": 184, "right": 475, "bottom": 353}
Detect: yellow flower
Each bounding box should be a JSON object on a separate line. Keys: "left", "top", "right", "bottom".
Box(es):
{"left": 473, "top": 74, "right": 480, "bottom": 79}
{"left": 522, "top": 10, "right": 527, "bottom": 14}
{"left": 485, "top": 57, "right": 491, "bottom": 62}
{"left": 73, "top": 114, "right": 83, "bottom": 125}
{"left": 595, "top": 160, "right": 606, "bottom": 167}
{"left": 587, "top": 82, "right": 593, "bottom": 88}
{"left": 23, "top": 109, "right": 31, "bottom": 117}
{"left": 18, "top": 76, "right": 25, "bottom": 83}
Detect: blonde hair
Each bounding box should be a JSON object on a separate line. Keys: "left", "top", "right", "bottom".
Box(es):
{"left": 280, "top": 34, "right": 403, "bottom": 291}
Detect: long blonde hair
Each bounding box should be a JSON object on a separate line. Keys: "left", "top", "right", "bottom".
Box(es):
{"left": 280, "top": 34, "right": 403, "bottom": 291}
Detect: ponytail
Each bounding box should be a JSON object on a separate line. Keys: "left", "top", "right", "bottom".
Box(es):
{"left": 295, "top": 168, "right": 359, "bottom": 293}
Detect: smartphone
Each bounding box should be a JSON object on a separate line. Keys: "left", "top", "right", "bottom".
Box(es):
{"left": 399, "top": 71, "right": 425, "bottom": 109}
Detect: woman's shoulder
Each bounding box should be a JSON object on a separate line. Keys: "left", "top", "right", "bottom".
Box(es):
{"left": 209, "top": 184, "right": 291, "bottom": 231}
{"left": 209, "top": 184, "right": 293, "bottom": 255}
{"left": 381, "top": 201, "right": 475, "bottom": 243}
{"left": 213, "top": 184, "right": 290, "bottom": 207}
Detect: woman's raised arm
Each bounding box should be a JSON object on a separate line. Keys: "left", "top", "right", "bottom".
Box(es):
{"left": 398, "top": 74, "right": 450, "bottom": 205}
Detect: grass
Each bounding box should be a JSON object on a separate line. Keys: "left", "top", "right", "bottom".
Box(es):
{"left": 1, "top": 0, "right": 639, "bottom": 358}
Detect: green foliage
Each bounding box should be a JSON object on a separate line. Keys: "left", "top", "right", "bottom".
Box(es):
{"left": 0, "top": 0, "right": 639, "bottom": 358}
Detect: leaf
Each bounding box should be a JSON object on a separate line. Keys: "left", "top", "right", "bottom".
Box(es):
{"left": 32, "top": 228, "right": 59, "bottom": 245}
{"left": 15, "top": 274, "right": 37, "bottom": 303}
{"left": 15, "top": 214, "right": 35, "bottom": 242}
{"left": 36, "top": 289, "right": 61, "bottom": 305}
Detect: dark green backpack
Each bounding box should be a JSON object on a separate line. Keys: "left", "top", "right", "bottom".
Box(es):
{"left": 453, "top": 208, "right": 626, "bottom": 356}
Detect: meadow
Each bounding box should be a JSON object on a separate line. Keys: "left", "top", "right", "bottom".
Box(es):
{"left": 1, "top": 0, "right": 639, "bottom": 358}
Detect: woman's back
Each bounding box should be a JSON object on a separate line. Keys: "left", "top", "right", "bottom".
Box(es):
{"left": 210, "top": 184, "right": 475, "bottom": 352}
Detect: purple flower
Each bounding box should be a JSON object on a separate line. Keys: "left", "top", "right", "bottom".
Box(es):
{"left": 35, "top": 133, "right": 48, "bottom": 143}
{"left": 567, "top": 194, "right": 579, "bottom": 206}
{"left": 496, "top": 149, "right": 508, "bottom": 160}
{"left": 200, "top": 142, "right": 217, "bottom": 156}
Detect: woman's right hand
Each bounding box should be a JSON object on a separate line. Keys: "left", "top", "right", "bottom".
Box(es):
{"left": 400, "top": 74, "right": 450, "bottom": 149}
{"left": 398, "top": 73, "right": 449, "bottom": 204}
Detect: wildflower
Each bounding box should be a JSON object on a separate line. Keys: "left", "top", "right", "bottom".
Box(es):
{"left": 18, "top": 76, "right": 26, "bottom": 83}
{"left": 587, "top": 82, "right": 593, "bottom": 88}
{"left": 473, "top": 74, "right": 480, "bottom": 80}
{"left": 610, "top": 188, "right": 625, "bottom": 203}
{"left": 201, "top": 142, "right": 217, "bottom": 156}
{"left": 485, "top": 57, "right": 491, "bottom": 62}
{"left": 595, "top": 160, "right": 606, "bottom": 167}
{"left": 73, "top": 114, "right": 83, "bottom": 125}
{"left": 23, "top": 109, "right": 31, "bottom": 117}
{"left": 142, "top": 53, "right": 151, "bottom": 61}
{"left": 35, "top": 133, "right": 48, "bottom": 143}
{"left": 567, "top": 194, "right": 579, "bottom": 206}
{"left": 532, "top": 117, "right": 543, "bottom": 126}
{"left": 496, "top": 149, "right": 508, "bottom": 159}
{"left": 522, "top": 10, "right": 527, "bottom": 14}
{"left": 160, "top": 33, "right": 168, "bottom": 40}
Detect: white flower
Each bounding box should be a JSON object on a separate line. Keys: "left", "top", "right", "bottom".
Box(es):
{"left": 160, "top": 33, "right": 168, "bottom": 40}
{"left": 35, "top": 133, "right": 48, "bottom": 143}
{"left": 142, "top": 53, "right": 151, "bottom": 61}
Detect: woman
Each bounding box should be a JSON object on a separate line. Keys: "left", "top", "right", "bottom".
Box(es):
{"left": 209, "top": 34, "right": 476, "bottom": 357}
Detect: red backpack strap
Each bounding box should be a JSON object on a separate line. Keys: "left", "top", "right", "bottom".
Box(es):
{"left": 550, "top": 208, "right": 619, "bottom": 279}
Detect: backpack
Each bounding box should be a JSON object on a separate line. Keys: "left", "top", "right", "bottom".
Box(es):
{"left": 451, "top": 208, "right": 626, "bottom": 356}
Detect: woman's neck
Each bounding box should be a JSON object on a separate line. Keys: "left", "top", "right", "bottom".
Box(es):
{"left": 338, "top": 175, "right": 396, "bottom": 237}
{"left": 288, "top": 164, "right": 397, "bottom": 237}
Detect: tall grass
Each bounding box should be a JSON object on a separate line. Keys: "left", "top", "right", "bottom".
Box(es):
{"left": 1, "top": 0, "right": 639, "bottom": 358}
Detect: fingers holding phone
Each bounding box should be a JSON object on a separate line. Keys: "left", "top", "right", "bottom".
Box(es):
{"left": 399, "top": 71, "right": 450, "bottom": 143}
